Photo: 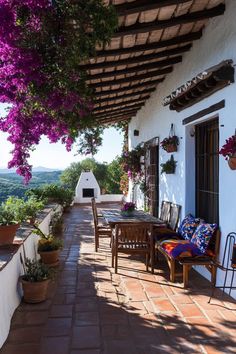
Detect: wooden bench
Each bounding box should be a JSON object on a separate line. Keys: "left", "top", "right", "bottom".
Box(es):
{"left": 157, "top": 228, "right": 220, "bottom": 288}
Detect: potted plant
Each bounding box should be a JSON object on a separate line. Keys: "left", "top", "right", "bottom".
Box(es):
{"left": 121, "top": 144, "right": 145, "bottom": 181}
{"left": 121, "top": 202, "right": 136, "bottom": 216}
{"left": 160, "top": 135, "right": 179, "bottom": 153}
{"left": 161, "top": 155, "right": 177, "bottom": 174}
{"left": 24, "top": 196, "right": 45, "bottom": 224}
{"left": 219, "top": 134, "right": 236, "bottom": 170}
{"left": 33, "top": 225, "right": 63, "bottom": 266}
{"left": 0, "top": 197, "right": 26, "bottom": 245}
{"left": 20, "top": 258, "right": 51, "bottom": 303}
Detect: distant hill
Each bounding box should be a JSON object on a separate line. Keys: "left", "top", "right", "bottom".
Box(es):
{"left": 0, "top": 170, "right": 62, "bottom": 203}
{"left": 0, "top": 166, "right": 61, "bottom": 174}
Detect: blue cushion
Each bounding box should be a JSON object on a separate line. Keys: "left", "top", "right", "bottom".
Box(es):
{"left": 178, "top": 214, "right": 200, "bottom": 241}
{"left": 191, "top": 223, "right": 217, "bottom": 254}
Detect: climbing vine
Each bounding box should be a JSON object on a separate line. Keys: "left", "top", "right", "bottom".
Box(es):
{"left": 0, "top": 0, "right": 117, "bottom": 181}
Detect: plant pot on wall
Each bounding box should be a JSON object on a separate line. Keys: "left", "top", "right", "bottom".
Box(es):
{"left": 160, "top": 155, "right": 177, "bottom": 174}
{"left": 0, "top": 224, "right": 19, "bottom": 245}
{"left": 39, "top": 249, "right": 60, "bottom": 267}
{"left": 165, "top": 143, "right": 177, "bottom": 153}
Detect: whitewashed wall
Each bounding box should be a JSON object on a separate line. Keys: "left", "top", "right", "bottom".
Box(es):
{"left": 129, "top": 0, "right": 236, "bottom": 297}
{"left": 0, "top": 205, "right": 61, "bottom": 349}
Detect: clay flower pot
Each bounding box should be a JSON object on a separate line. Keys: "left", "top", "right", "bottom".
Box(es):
{"left": 0, "top": 224, "right": 19, "bottom": 245}
{"left": 20, "top": 277, "right": 50, "bottom": 303}
{"left": 228, "top": 155, "right": 236, "bottom": 170}
{"left": 165, "top": 143, "right": 177, "bottom": 153}
{"left": 39, "top": 249, "right": 60, "bottom": 266}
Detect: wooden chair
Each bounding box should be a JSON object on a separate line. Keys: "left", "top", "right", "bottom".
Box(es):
{"left": 160, "top": 201, "right": 171, "bottom": 224}
{"left": 154, "top": 203, "right": 181, "bottom": 241}
{"left": 111, "top": 223, "right": 154, "bottom": 274}
{"left": 91, "top": 197, "right": 103, "bottom": 218}
{"left": 91, "top": 199, "right": 112, "bottom": 252}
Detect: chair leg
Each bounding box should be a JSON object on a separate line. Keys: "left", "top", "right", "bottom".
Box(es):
{"left": 111, "top": 244, "right": 114, "bottom": 268}
{"left": 95, "top": 232, "right": 98, "bottom": 252}
{"left": 149, "top": 248, "right": 154, "bottom": 274}
{"left": 169, "top": 259, "right": 175, "bottom": 282}
{"left": 146, "top": 253, "right": 149, "bottom": 272}
{"left": 183, "top": 264, "right": 191, "bottom": 288}
{"left": 115, "top": 250, "right": 118, "bottom": 274}
{"left": 211, "top": 264, "right": 217, "bottom": 286}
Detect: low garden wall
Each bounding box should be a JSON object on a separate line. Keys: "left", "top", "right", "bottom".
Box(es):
{"left": 0, "top": 204, "right": 61, "bottom": 349}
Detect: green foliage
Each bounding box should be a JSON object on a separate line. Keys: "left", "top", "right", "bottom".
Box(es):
{"left": 50, "top": 212, "right": 63, "bottom": 235}
{"left": 160, "top": 155, "right": 177, "bottom": 174}
{"left": 0, "top": 196, "right": 25, "bottom": 225}
{"left": 23, "top": 196, "right": 45, "bottom": 220}
{"left": 22, "top": 258, "right": 50, "bottom": 282}
{"left": 27, "top": 184, "right": 74, "bottom": 207}
{"left": 106, "top": 157, "right": 123, "bottom": 194}
{"left": 33, "top": 224, "right": 63, "bottom": 252}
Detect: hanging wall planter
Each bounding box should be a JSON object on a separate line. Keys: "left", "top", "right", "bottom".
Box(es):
{"left": 160, "top": 124, "right": 179, "bottom": 153}
{"left": 228, "top": 154, "right": 236, "bottom": 170}
{"left": 161, "top": 155, "right": 177, "bottom": 174}
{"left": 219, "top": 133, "right": 236, "bottom": 170}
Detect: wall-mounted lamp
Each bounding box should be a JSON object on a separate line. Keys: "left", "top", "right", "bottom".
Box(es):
{"left": 134, "top": 129, "right": 139, "bottom": 136}
{"left": 189, "top": 126, "right": 195, "bottom": 137}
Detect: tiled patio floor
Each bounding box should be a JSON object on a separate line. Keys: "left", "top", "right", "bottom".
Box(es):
{"left": 1, "top": 204, "right": 236, "bottom": 354}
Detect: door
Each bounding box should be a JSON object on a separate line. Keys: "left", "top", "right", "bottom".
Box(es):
{"left": 145, "top": 143, "right": 159, "bottom": 217}
{"left": 195, "top": 118, "right": 219, "bottom": 223}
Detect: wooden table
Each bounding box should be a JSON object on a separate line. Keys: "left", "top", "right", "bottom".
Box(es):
{"left": 102, "top": 209, "right": 165, "bottom": 227}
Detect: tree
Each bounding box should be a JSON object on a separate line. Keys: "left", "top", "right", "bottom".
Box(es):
{"left": 60, "top": 157, "right": 122, "bottom": 194}
{"left": 106, "top": 157, "right": 123, "bottom": 194}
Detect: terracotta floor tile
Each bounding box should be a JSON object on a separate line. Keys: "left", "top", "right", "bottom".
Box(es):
{"left": 152, "top": 298, "right": 177, "bottom": 312}
{"left": 2, "top": 205, "right": 236, "bottom": 354}
{"left": 0, "top": 343, "right": 40, "bottom": 354}
{"left": 40, "top": 336, "right": 70, "bottom": 354}
{"left": 43, "top": 318, "right": 72, "bottom": 336}
{"left": 72, "top": 326, "right": 100, "bottom": 349}
{"left": 178, "top": 303, "right": 204, "bottom": 317}
{"left": 50, "top": 304, "right": 73, "bottom": 317}
{"left": 74, "top": 311, "right": 99, "bottom": 326}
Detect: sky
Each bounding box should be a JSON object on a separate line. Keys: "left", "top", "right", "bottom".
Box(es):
{"left": 0, "top": 105, "right": 123, "bottom": 170}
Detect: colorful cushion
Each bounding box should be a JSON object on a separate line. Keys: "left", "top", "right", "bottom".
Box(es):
{"left": 191, "top": 223, "right": 217, "bottom": 254}
{"left": 178, "top": 214, "right": 200, "bottom": 240}
{"left": 160, "top": 239, "right": 202, "bottom": 259}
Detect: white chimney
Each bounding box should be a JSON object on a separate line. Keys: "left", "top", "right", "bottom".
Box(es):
{"left": 74, "top": 170, "right": 101, "bottom": 203}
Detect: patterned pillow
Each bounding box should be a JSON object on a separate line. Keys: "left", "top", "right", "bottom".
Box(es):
{"left": 178, "top": 214, "right": 200, "bottom": 240}
{"left": 191, "top": 223, "right": 217, "bottom": 254}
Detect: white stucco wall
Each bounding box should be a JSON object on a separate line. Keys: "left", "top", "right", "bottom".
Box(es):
{"left": 129, "top": 0, "right": 236, "bottom": 297}
{"left": 0, "top": 205, "right": 61, "bottom": 348}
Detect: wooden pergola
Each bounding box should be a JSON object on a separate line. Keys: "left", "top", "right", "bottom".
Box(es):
{"left": 83, "top": 0, "right": 225, "bottom": 125}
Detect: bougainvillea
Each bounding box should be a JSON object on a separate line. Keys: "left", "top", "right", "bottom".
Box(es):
{"left": 219, "top": 134, "right": 236, "bottom": 159}
{"left": 121, "top": 144, "right": 145, "bottom": 181}
{"left": 0, "top": 0, "right": 117, "bottom": 182}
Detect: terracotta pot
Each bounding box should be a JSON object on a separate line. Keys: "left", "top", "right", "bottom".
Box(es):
{"left": 0, "top": 224, "right": 19, "bottom": 245}
{"left": 165, "top": 144, "right": 177, "bottom": 153}
{"left": 228, "top": 156, "right": 236, "bottom": 170}
{"left": 20, "top": 277, "right": 50, "bottom": 303}
{"left": 39, "top": 249, "right": 60, "bottom": 266}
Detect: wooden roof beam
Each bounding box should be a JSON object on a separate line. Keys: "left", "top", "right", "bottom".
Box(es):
{"left": 87, "top": 57, "right": 181, "bottom": 81}
{"left": 115, "top": 0, "right": 191, "bottom": 16}
{"left": 113, "top": 4, "right": 225, "bottom": 37}
{"left": 90, "top": 79, "right": 164, "bottom": 93}
{"left": 94, "top": 112, "right": 137, "bottom": 121}
{"left": 93, "top": 103, "right": 143, "bottom": 115}
{"left": 94, "top": 87, "right": 156, "bottom": 104}
{"left": 93, "top": 97, "right": 147, "bottom": 112}
{"left": 83, "top": 44, "right": 191, "bottom": 71}
{"left": 96, "top": 31, "right": 202, "bottom": 57}
{"left": 89, "top": 68, "right": 171, "bottom": 88}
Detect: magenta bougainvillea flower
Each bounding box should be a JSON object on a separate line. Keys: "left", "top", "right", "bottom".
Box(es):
{"left": 219, "top": 134, "right": 236, "bottom": 159}
{"left": 0, "top": 0, "right": 117, "bottom": 182}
